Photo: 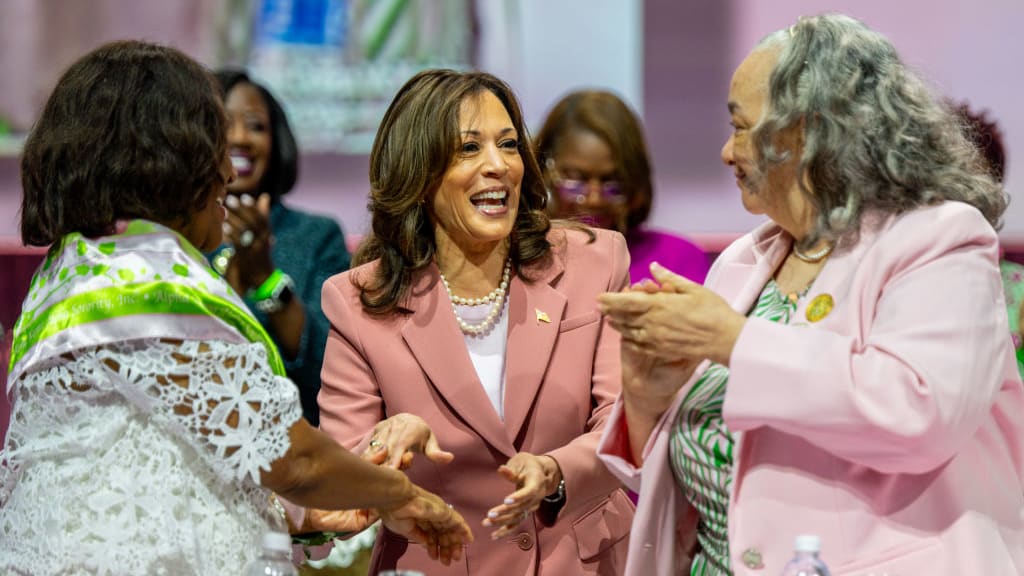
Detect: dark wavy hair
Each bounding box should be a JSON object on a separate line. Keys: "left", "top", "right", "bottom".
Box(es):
{"left": 20, "top": 40, "right": 228, "bottom": 247}
{"left": 535, "top": 90, "right": 654, "bottom": 233}
{"left": 752, "top": 14, "right": 1006, "bottom": 250}
{"left": 214, "top": 68, "right": 299, "bottom": 199}
{"left": 355, "top": 69, "right": 552, "bottom": 315}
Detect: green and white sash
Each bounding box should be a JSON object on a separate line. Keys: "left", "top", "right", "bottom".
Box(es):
{"left": 7, "top": 220, "right": 284, "bottom": 389}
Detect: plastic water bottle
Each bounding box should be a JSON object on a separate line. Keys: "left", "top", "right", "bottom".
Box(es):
{"left": 243, "top": 531, "right": 297, "bottom": 576}
{"left": 780, "top": 534, "right": 832, "bottom": 576}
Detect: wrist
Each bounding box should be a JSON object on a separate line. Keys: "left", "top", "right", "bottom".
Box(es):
{"left": 249, "top": 268, "right": 295, "bottom": 314}
{"left": 711, "top": 316, "right": 745, "bottom": 366}
{"left": 623, "top": 388, "right": 675, "bottom": 421}
{"left": 393, "top": 473, "right": 418, "bottom": 509}
{"left": 540, "top": 455, "right": 563, "bottom": 496}
{"left": 247, "top": 266, "right": 276, "bottom": 290}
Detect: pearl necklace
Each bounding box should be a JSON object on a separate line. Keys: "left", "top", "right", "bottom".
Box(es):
{"left": 792, "top": 242, "right": 833, "bottom": 263}
{"left": 440, "top": 259, "right": 512, "bottom": 335}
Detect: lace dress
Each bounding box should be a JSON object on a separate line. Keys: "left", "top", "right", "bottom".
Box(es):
{"left": 0, "top": 338, "right": 302, "bottom": 575}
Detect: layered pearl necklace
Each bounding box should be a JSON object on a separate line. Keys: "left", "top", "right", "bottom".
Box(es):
{"left": 440, "top": 259, "right": 512, "bottom": 336}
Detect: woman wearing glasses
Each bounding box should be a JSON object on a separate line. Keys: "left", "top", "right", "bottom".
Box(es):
{"left": 536, "top": 90, "right": 709, "bottom": 283}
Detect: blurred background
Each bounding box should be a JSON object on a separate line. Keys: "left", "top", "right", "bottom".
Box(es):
{"left": 0, "top": 0, "right": 1022, "bottom": 552}
{"left": 0, "top": 0, "right": 1021, "bottom": 242}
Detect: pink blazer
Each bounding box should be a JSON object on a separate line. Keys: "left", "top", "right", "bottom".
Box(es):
{"left": 320, "top": 227, "right": 634, "bottom": 576}
{"left": 598, "top": 202, "right": 1024, "bottom": 575}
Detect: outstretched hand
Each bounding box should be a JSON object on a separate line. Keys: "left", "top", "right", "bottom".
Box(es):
{"left": 484, "top": 453, "right": 561, "bottom": 540}
{"left": 362, "top": 413, "right": 455, "bottom": 470}
{"left": 303, "top": 507, "right": 378, "bottom": 534}
{"left": 380, "top": 486, "right": 473, "bottom": 566}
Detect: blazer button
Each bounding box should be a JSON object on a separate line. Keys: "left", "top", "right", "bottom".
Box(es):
{"left": 741, "top": 547, "right": 764, "bottom": 569}
{"left": 515, "top": 532, "right": 534, "bottom": 551}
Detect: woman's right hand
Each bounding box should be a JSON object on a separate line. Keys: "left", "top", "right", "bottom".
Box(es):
{"left": 599, "top": 263, "right": 746, "bottom": 367}
{"left": 613, "top": 278, "right": 698, "bottom": 416}
{"left": 379, "top": 486, "right": 473, "bottom": 566}
{"left": 363, "top": 413, "right": 455, "bottom": 470}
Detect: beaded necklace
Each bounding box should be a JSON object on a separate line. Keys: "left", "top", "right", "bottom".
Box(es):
{"left": 440, "top": 259, "right": 512, "bottom": 335}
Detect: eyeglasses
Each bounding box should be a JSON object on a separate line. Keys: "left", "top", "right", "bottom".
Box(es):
{"left": 552, "top": 178, "right": 627, "bottom": 205}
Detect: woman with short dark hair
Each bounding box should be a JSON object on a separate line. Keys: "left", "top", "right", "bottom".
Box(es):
{"left": 1, "top": 40, "right": 469, "bottom": 574}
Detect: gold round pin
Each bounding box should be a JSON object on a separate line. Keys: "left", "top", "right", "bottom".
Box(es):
{"left": 806, "top": 293, "right": 834, "bottom": 323}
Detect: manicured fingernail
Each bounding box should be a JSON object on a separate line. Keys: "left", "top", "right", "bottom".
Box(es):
{"left": 482, "top": 519, "right": 492, "bottom": 527}
{"left": 241, "top": 194, "right": 254, "bottom": 206}
{"left": 487, "top": 510, "right": 498, "bottom": 519}
{"left": 504, "top": 498, "right": 515, "bottom": 505}
{"left": 225, "top": 195, "right": 239, "bottom": 208}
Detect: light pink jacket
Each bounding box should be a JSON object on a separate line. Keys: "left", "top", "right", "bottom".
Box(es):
{"left": 320, "top": 228, "right": 634, "bottom": 576}
{"left": 598, "top": 202, "right": 1024, "bottom": 575}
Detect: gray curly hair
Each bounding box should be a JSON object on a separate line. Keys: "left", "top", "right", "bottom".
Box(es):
{"left": 752, "top": 13, "right": 1006, "bottom": 249}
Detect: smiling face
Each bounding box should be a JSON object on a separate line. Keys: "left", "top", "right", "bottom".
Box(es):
{"left": 224, "top": 82, "right": 271, "bottom": 196}
{"left": 430, "top": 90, "right": 524, "bottom": 257}
{"left": 721, "top": 47, "right": 811, "bottom": 235}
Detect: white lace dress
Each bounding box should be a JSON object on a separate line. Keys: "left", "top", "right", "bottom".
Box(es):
{"left": 0, "top": 338, "right": 303, "bottom": 575}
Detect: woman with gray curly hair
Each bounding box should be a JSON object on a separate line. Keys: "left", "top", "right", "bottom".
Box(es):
{"left": 596, "top": 13, "right": 1024, "bottom": 576}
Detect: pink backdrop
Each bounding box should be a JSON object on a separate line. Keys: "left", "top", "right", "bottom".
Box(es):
{"left": 2, "top": 0, "right": 1024, "bottom": 437}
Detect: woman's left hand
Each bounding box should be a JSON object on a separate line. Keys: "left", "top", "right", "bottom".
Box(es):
{"left": 599, "top": 263, "right": 747, "bottom": 366}
{"left": 484, "top": 453, "right": 561, "bottom": 539}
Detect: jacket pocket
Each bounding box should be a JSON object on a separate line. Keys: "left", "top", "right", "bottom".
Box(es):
{"left": 559, "top": 311, "right": 601, "bottom": 333}
{"left": 571, "top": 489, "right": 634, "bottom": 561}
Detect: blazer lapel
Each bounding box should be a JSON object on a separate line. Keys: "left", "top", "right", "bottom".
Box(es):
{"left": 400, "top": 265, "right": 516, "bottom": 456}
{"left": 715, "top": 223, "right": 791, "bottom": 314}
{"left": 503, "top": 254, "right": 567, "bottom": 444}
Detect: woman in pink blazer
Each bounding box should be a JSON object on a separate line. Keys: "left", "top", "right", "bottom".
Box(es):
{"left": 319, "top": 69, "right": 633, "bottom": 575}
{"left": 597, "top": 14, "right": 1024, "bottom": 576}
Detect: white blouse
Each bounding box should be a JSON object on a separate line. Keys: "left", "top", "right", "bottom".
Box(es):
{"left": 455, "top": 301, "right": 509, "bottom": 420}
{"left": 0, "top": 338, "right": 302, "bottom": 575}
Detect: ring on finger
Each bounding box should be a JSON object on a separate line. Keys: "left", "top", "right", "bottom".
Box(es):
{"left": 239, "top": 229, "right": 255, "bottom": 247}
{"left": 368, "top": 438, "right": 383, "bottom": 450}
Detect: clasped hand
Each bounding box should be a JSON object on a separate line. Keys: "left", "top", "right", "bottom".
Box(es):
{"left": 598, "top": 262, "right": 745, "bottom": 367}
{"left": 363, "top": 414, "right": 562, "bottom": 542}
{"left": 302, "top": 488, "right": 472, "bottom": 566}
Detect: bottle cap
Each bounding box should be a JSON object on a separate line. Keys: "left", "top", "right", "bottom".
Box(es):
{"left": 262, "top": 531, "right": 292, "bottom": 553}
{"left": 794, "top": 534, "right": 821, "bottom": 553}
